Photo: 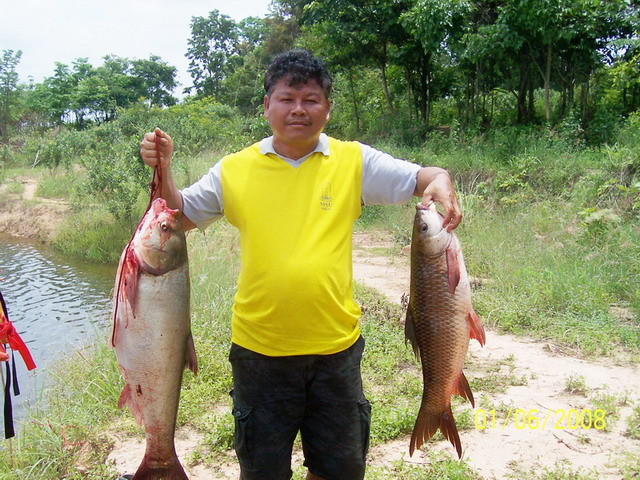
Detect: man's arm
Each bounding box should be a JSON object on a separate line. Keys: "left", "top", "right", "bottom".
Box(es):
{"left": 414, "top": 167, "right": 462, "bottom": 231}
{"left": 139, "top": 128, "right": 196, "bottom": 231}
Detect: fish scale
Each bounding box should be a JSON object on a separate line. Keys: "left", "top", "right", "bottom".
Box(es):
{"left": 405, "top": 202, "right": 485, "bottom": 458}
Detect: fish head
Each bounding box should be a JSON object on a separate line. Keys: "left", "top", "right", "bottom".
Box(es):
{"left": 134, "top": 198, "right": 187, "bottom": 274}
{"left": 412, "top": 202, "right": 451, "bottom": 256}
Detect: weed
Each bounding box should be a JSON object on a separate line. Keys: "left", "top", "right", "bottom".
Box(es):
{"left": 624, "top": 403, "right": 640, "bottom": 440}
{"left": 365, "top": 451, "right": 483, "bottom": 479}
{"left": 564, "top": 374, "right": 589, "bottom": 396}
{"left": 613, "top": 451, "right": 640, "bottom": 480}
{"left": 470, "top": 355, "right": 528, "bottom": 394}
{"left": 507, "top": 462, "right": 599, "bottom": 480}
{"left": 52, "top": 207, "right": 133, "bottom": 263}
{"left": 589, "top": 389, "right": 623, "bottom": 432}
{"left": 35, "top": 169, "right": 83, "bottom": 199}
{"left": 4, "top": 180, "right": 24, "bottom": 195}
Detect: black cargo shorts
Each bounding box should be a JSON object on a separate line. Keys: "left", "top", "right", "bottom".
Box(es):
{"left": 229, "top": 336, "right": 371, "bottom": 480}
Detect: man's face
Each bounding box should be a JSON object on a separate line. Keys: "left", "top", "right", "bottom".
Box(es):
{"left": 263, "top": 77, "right": 331, "bottom": 149}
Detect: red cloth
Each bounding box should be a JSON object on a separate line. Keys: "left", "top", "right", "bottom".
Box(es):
{"left": 0, "top": 320, "right": 36, "bottom": 371}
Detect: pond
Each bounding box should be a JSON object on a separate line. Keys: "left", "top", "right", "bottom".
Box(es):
{"left": 0, "top": 233, "right": 115, "bottom": 432}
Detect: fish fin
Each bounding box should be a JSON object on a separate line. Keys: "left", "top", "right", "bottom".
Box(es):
{"left": 404, "top": 307, "right": 420, "bottom": 361}
{"left": 409, "top": 405, "right": 462, "bottom": 459}
{"left": 117, "top": 384, "right": 144, "bottom": 425}
{"left": 453, "top": 371, "right": 475, "bottom": 408}
{"left": 467, "top": 309, "right": 486, "bottom": 347}
{"left": 445, "top": 245, "right": 461, "bottom": 295}
{"left": 122, "top": 247, "right": 140, "bottom": 318}
{"left": 133, "top": 451, "right": 188, "bottom": 480}
{"left": 185, "top": 333, "right": 198, "bottom": 375}
{"left": 111, "top": 247, "right": 140, "bottom": 348}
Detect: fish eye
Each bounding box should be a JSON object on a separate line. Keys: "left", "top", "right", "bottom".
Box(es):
{"left": 160, "top": 222, "right": 170, "bottom": 232}
{"left": 420, "top": 223, "right": 428, "bottom": 233}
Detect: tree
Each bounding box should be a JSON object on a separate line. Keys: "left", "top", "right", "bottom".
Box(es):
{"left": 400, "top": 0, "right": 471, "bottom": 125}
{"left": 0, "top": 49, "right": 23, "bottom": 145}
{"left": 131, "top": 55, "right": 178, "bottom": 107}
{"left": 186, "top": 10, "right": 241, "bottom": 97}
{"left": 300, "top": 0, "right": 410, "bottom": 116}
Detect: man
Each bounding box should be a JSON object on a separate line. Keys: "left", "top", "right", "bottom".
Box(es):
{"left": 140, "top": 49, "right": 461, "bottom": 480}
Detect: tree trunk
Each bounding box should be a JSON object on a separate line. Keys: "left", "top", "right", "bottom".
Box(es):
{"left": 347, "top": 70, "right": 361, "bottom": 133}
{"left": 379, "top": 43, "right": 396, "bottom": 115}
{"left": 544, "top": 43, "right": 552, "bottom": 123}
{"left": 404, "top": 68, "right": 414, "bottom": 122}
{"left": 528, "top": 76, "right": 535, "bottom": 122}
{"left": 517, "top": 58, "right": 528, "bottom": 124}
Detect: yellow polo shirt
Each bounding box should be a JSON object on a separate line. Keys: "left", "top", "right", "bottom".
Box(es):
{"left": 220, "top": 137, "right": 363, "bottom": 356}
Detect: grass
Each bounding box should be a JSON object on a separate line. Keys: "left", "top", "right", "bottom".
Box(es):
{"left": 0, "top": 223, "right": 498, "bottom": 478}
{"left": 51, "top": 206, "right": 134, "bottom": 263}
{"left": 587, "top": 388, "right": 631, "bottom": 432}
{"left": 565, "top": 374, "right": 589, "bottom": 396}
{"left": 624, "top": 403, "right": 640, "bottom": 439}
{"left": 506, "top": 463, "right": 600, "bottom": 480}
{"left": 35, "top": 168, "right": 84, "bottom": 199}
{"left": 1, "top": 126, "right": 639, "bottom": 478}
{"left": 4, "top": 180, "right": 24, "bottom": 195}
{"left": 363, "top": 451, "right": 483, "bottom": 480}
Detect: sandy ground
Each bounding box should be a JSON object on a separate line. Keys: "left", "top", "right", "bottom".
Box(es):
{"left": 2, "top": 181, "right": 637, "bottom": 478}
{"left": 0, "top": 177, "right": 69, "bottom": 241}
{"left": 106, "top": 231, "right": 640, "bottom": 479}
{"left": 352, "top": 231, "right": 640, "bottom": 479}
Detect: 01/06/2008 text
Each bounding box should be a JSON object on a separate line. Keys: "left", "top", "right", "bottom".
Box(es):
{"left": 474, "top": 408, "right": 607, "bottom": 431}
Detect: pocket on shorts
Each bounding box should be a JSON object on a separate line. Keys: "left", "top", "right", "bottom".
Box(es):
{"left": 232, "top": 405, "right": 253, "bottom": 465}
{"left": 358, "top": 399, "right": 372, "bottom": 460}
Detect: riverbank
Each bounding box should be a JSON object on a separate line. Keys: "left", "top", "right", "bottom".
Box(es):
{"left": 0, "top": 176, "right": 69, "bottom": 242}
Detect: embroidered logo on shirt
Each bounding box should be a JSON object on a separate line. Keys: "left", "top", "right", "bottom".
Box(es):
{"left": 320, "top": 182, "right": 333, "bottom": 211}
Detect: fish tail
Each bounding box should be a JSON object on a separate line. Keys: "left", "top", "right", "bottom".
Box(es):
{"left": 409, "top": 404, "right": 462, "bottom": 459}
{"left": 133, "top": 452, "right": 188, "bottom": 480}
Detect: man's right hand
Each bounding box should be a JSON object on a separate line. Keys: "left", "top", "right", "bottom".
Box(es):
{"left": 140, "top": 127, "right": 173, "bottom": 169}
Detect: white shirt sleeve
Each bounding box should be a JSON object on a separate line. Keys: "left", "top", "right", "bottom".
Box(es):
{"left": 360, "top": 143, "right": 422, "bottom": 205}
{"left": 180, "top": 160, "right": 224, "bottom": 230}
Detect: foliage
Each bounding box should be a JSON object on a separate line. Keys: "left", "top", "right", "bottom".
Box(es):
{"left": 25, "top": 55, "right": 177, "bottom": 128}
{"left": 52, "top": 205, "right": 135, "bottom": 263}
{"left": 0, "top": 49, "right": 23, "bottom": 156}
{"left": 186, "top": 10, "right": 241, "bottom": 97}
{"left": 625, "top": 403, "right": 640, "bottom": 440}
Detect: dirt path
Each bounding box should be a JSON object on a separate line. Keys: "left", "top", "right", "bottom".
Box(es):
{"left": 0, "top": 177, "right": 68, "bottom": 241}
{"left": 353, "top": 231, "right": 640, "bottom": 479}
{"left": 107, "top": 230, "right": 640, "bottom": 479}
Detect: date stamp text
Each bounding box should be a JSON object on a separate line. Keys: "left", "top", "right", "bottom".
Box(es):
{"left": 474, "top": 408, "right": 607, "bottom": 431}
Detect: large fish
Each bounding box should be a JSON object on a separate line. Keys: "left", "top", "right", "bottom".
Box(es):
{"left": 405, "top": 202, "right": 485, "bottom": 458}
{"left": 111, "top": 197, "right": 197, "bottom": 480}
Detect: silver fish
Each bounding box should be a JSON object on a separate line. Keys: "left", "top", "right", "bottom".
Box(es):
{"left": 111, "top": 197, "right": 197, "bottom": 479}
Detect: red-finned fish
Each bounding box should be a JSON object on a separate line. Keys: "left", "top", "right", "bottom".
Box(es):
{"left": 111, "top": 197, "right": 197, "bottom": 480}
{"left": 405, "top": 202, "right": 485, "bottom": 458}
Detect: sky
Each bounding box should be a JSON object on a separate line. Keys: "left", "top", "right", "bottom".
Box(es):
{"left": 1, "top": 0, "right": 273, "bottom": 96}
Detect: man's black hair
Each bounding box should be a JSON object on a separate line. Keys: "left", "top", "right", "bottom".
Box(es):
{"left": 264, "top": 49, "right": 333, "bottom": 98}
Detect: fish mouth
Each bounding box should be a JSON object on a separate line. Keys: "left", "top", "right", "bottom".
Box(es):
{"left": 416, "top": 201, "right": 436, "bottom": 211}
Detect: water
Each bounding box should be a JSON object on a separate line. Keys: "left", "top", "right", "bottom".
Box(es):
{"left": 0, "top": 233, "right": 115, "bottom": 430}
